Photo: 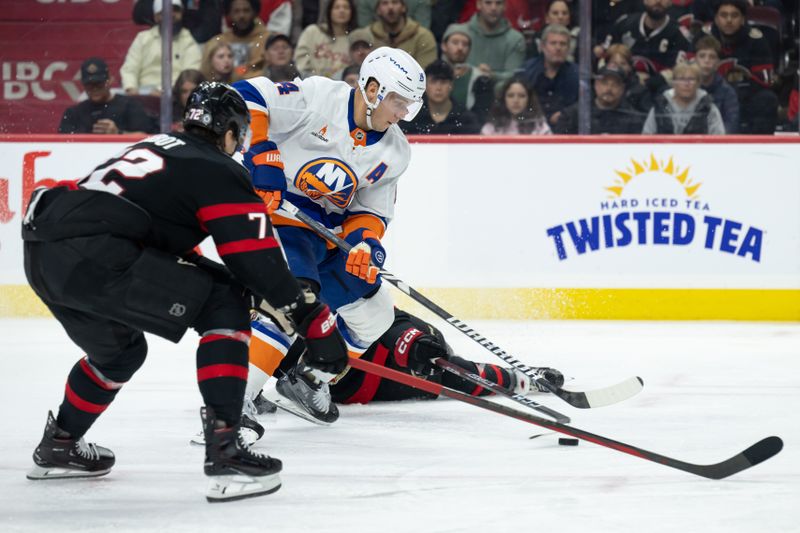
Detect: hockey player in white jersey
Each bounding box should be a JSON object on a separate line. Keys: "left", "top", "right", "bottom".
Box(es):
{"left": 232, "top": 47, "right": 426, "bottom": 425}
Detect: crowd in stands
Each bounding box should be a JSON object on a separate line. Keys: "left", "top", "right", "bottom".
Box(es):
{"left": 60, "top": 0, "right": 800, "bottom": 135}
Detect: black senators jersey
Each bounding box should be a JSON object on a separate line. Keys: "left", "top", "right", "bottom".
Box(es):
{"left": 711, "top": 25, "right": 775, "bottom": 89}
{"left": 603, "top": 12, "right": 690, "bottom": 72}
{"left": 76, "top": 132, "right": 302, "bottom": 306}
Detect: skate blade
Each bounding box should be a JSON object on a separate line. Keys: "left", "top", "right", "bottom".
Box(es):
{"left": 27, "top": 464, "right": 111, "bottom": 480}
{"left": 206, "top": 473, "right": 281, "bottom": 503}
{"left": 190, "top": 431, "right": 206, "bottom": 446}
{"left": 262, "top": 386, "right": 334, "bottom": 426}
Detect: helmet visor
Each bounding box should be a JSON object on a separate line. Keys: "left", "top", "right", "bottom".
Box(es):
{"left": 381, "top": 91, "right": 423, "bottom": 122}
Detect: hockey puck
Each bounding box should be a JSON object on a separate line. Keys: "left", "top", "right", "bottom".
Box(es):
{"left": 558, "top": 438, "right": 579, "bottom": 446}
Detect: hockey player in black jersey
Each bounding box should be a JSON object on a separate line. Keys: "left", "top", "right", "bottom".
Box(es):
{"left": 22, "top": 82, "right": 348, "bottom": 502}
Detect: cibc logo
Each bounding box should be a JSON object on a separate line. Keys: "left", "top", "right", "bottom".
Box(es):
{"left": 546, "top": 154, "right": 764, "bottom": 263}
{"left": 1, "top": 62, "right": 83, "bottom": 101}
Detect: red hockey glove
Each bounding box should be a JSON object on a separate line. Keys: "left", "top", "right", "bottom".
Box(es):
{"left": 294, "top": 302, "right": 348, "bottom": 376}
{"left": 394, "top": 328, "right": 448, "bottom": 376}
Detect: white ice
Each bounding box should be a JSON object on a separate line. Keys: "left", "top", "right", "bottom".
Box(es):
{"left": 0, "top": 318, "right": 797, "bottom": 533}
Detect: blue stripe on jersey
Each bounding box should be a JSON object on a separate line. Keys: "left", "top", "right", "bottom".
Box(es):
{"left": 347, "top": 89, "right": 385, "bottom": 146}
{"left": 251, "top": 319, "right": 292, "bottom": 349}
{"left": 233, "top": 80, "right": 267, "bottom": 109}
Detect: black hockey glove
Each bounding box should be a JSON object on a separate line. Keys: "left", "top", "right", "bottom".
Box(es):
{"left": 293, "top": 301, "right": 348, "bottom": 376}
{"left": 394, "top": 328, "right": 448, "bottom": 376}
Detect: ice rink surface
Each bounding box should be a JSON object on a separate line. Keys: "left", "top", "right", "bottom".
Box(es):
{"left": 0, "top": 318, "right": 797, "bottom": 533}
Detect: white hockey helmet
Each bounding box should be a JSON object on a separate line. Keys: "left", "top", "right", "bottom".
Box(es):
{"left": 358, "top": 47, "right": 426, "bottom": 127}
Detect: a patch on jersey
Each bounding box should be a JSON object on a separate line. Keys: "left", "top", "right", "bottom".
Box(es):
{"left": 295, "top": 157, "right": 358, "bottom": 209}
{"left": 311, "top": 125, "right": 329, "bottom": 142}
{"left": 350, "top": 128, "right": 367, "bottom": 147}
{"left": 749, "top": 27, "right": 763, "bottom": 39}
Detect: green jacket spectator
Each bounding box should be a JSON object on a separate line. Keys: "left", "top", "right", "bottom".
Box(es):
{"left": 464, "top": 0, "right": 526, "bottom": 86}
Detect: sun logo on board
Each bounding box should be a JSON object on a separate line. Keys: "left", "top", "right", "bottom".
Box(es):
{"left": 605, "top": 154, "right": 702, "bottom": 199}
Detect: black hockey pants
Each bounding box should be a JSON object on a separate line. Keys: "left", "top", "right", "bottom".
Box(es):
{"left": 24, "top": 234, "right": 252, "bottom": 436}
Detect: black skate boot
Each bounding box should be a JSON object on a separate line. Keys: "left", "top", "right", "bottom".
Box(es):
{"left": 253, "top": 391, "right": 278, "bottom": 415}
{"left": 511, "top": 367, "right": 565, "bottom": 395}
{"left": 264, "top": 364, "right": 339, "bottom": 425}
{"left": 27, "top": 411, "right": 115, "bottom": 480}
{"left": 202, "top": 406, "right": 282, "bottom": 503}
{"left": 190, "top": 396, "right": 267, "bottom": 447}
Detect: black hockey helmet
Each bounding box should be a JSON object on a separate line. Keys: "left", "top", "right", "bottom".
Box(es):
{"left": 183, "top": 81, "right": 251, "bottom": 151}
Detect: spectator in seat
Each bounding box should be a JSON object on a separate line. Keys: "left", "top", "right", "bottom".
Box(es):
{"left": 642, "top": 62, "right": 726, "bottom": 134}
{"left": 401, "top": 60, "right": 481, "bottom": 135}
{"left": 555, "top": 66, "right": 646, "bottom": 134}
{"left": 340, "top": 64, "right": 361, "bottom": 87}
{"left": 206, "top": 0, "right": 269, "bottom": 78}
{"left": 201, "top": 41, "right": 235, "bottom": 83}
{"left": 294, "top": 0, "right": 357, "bottom": 78}
{"left": 262, "top": 34, "right": 299, "bottom": 79}
{"left": 481, "top": 76, "right": 551, "bottom": 135}
{"left": 357, "top": 0, "right": 431, "bottom": 30}
{"left": 604, "top": 43, "right": 667, "bottom": 114}
{"left": 132, "top": 0, "right": 224, "bottom": 44}
{"left": 694, "top": 35, "right": 740, "bottom": 134}
{"left": 331, "top": 38, "right": 374, "bottom": 80}
{"left": 529, "top": 0, "right": 580, "bottom": 62}
{"left": 348, "top": 38, "right": 373, "bottom": 67}
{"left": 595, "top": 0, "right": 690, "bottom": 74}
{"left": 121, "top": 0, "right": 202, "bottom": 95}
{"left": 463, "top": 0, "right": 526, "bottom": 87}
{"left": 349, "top": 0, "right": 437, "bottom": 68}
{"left": 518, "top": 24, "right": 578, "bottom": 127}
{"left": 710, "top": 0, "right": 778, "bottom": 133}
{"left": 440, "top": 24, "right": 494, "bottom": 124}
{"left": 60, "top": 58, "right": 157, "bottom": 135}
{"left": 171, "top": 69, "right": 207, "bottom": 130}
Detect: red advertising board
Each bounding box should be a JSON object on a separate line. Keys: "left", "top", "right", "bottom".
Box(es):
{"left": 1, "top": 0, "right": 142, "bottom": 133}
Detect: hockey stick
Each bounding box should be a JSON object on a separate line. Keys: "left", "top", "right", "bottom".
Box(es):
{"left": 281, "top": 200, "right": 643, "bottom": 409}
{"left": 435, "top": 358, "right": 571, "bottom": 424}
{"left": 348, "top": 356, "right": 783, "bottom": 480}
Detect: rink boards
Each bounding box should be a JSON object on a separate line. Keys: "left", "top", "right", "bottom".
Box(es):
{"left": 0, "top": 134, "right": 798, "bottom": 320}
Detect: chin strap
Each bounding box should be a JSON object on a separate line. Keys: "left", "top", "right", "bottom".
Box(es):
{"left": 365, "top": 106, "right": 375, "bottom": 130}
{"left": 359, "top": 86, "right": 380, "bottom": 131}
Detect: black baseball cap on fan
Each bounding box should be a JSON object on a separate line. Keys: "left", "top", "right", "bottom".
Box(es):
{"left": 81, "top": 58, "right": 109, "bottom": 84}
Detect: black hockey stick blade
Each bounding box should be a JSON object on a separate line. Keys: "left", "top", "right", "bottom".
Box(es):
{"left": 348, "top": 357, "right": 784, "bottom": 480}
{"left": 682, "top": 436, "right": 784, "bottom": 480}
{"left": 435, "top": 358, "right": 571, "bottom": 424}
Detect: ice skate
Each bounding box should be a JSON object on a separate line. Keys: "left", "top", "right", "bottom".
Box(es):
{"left": 27, "top": 411, "right": 115, "bottom": 480}
{"left": 263, "top": 365, "right": 339, "bottom": 425}
{"left": 191, "top": 397, "right": 266, "bottom": 446}
{"left": 202, "top": 406, "right": 281, "bottom": 503}
{"left": 511, "top": 367, "right": 565, "bottom": 395}
{"left": 253, "top": 391, "right": 278, "bottom": 415}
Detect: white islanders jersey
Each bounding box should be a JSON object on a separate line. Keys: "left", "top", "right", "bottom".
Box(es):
{"left": 236, "top": 76, "right": 411, "bottom": 234}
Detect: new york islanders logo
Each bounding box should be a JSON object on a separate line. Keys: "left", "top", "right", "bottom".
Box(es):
{"left": 295, "top": 157, "right": 358, "bottom": 208}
